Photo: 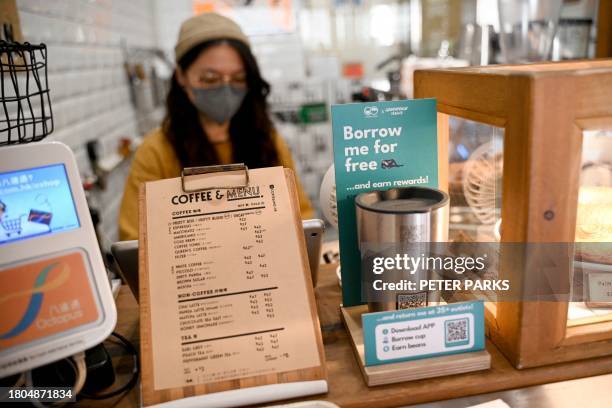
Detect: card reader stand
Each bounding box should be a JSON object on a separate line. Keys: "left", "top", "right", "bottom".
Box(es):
{"left": 0, "top": 142, "right": 116, "bottom": 378}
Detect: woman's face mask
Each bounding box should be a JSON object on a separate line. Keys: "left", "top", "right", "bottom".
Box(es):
{"left": 191, "top": 84, "right": 247, "bottom": 124}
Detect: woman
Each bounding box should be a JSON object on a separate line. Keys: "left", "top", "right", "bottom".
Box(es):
{"left": 119, "top": 13, "right": 313, "bottom": 240}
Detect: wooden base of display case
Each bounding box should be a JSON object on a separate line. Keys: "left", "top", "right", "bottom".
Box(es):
{"left": 340, "top": 305, "right": 492, "bottom": 386}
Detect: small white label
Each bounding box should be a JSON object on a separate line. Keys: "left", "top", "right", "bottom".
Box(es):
{"left": 375, "top": 313, "right": 475, "bottom": 361}
{"left": 588, "top": 272, "right": 612, "bottom": 302}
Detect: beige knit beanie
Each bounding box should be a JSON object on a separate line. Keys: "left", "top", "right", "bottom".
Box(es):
{"left": 174, "top": 13, "right": 250, "bottom": 62}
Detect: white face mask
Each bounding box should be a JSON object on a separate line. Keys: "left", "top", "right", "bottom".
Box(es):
{"left": 191, "top": 84, "right": 247, "bottom": 124}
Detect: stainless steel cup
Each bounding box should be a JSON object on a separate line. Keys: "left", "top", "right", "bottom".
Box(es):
{"left": 355, "top": 186, "right": 449, "bottom": 312}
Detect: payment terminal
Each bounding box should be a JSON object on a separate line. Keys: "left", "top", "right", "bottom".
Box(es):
{"left": 0, "top": 142, "right": 116, "bottom": 378}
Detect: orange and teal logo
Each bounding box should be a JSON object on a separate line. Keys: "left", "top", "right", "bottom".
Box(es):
{"left": 0, "top": 263, "right": 69, "bottom": 340}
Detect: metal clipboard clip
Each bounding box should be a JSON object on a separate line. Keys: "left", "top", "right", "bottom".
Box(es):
{"left": 181, "top": 163, "right": 250, "bottom": 193}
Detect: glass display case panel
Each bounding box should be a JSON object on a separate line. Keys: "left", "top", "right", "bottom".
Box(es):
{"left": 448, "top": 116, "right": 503, "bottom": 243}
{"left": 569, "top": 129, "right": 612, "bottom": 326}
{"left": 444, "top": 116, "right": 504, "bottom": 309}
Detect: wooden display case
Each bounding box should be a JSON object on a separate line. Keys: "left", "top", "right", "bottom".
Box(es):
{"left": 414, "top": 59, "right": 612, "bottom": 368}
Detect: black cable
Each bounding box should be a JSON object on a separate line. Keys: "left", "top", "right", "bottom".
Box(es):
{"left": 78, "top": 332, "right": 139, "bottom": 401}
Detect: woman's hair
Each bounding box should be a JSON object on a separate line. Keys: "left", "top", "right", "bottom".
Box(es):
{"left": 163, "top": 39, "right": 279, "bottom": 168}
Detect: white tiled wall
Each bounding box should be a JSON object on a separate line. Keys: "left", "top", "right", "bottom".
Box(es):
{"left": 16, "top": 0, "right": 159, "bottom": 244}
{"left": 14, "top": 1, "right": 339, "bottom": 242}
{"left": 153, "top": 0, "right": 192, "bottom": 55}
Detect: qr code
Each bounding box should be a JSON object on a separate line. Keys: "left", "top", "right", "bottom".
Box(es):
{"left": 445, "top": 318, "right": 468, "bottom": 343}
{"left": 397, "top": 292, "right": 427, "bottom": 309}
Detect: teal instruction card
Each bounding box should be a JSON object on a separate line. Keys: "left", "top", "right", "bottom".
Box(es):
{"left": 362, "top": 301, "right": 485, "bottom": 366}
{"left": 331, "top": 99, "right": 438, "bottom": 307}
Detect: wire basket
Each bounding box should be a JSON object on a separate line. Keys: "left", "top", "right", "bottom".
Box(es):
{"left": 0, "top": 41, "right": 53, "bottom": 146}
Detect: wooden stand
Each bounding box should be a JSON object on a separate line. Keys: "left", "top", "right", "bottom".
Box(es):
{"left": 138, "top": 170, "right": 327, "bottom": 406}
{"left": 341, "top": 305, "right": 491, "bottom": 386}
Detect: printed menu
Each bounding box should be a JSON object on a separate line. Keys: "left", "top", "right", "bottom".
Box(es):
{"left": 141, "top": 167, "right": 323, "bottom": 392}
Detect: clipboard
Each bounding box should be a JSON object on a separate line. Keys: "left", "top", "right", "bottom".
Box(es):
{"left": 138, "top": 164, "right": 327, "bottom": 407}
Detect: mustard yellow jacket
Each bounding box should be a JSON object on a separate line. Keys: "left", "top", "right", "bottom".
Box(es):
{"left": 118, "top": 128, "right": 314, "bottom": 241}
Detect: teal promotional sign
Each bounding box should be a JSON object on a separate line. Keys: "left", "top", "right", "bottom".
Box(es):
{"left": 362, "top": 301, "right": 485, "bottom": 366}
{"left": 331, "top": 99, "right": 438, "bottom": 307}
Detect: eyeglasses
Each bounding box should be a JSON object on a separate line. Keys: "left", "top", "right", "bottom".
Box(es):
{"left": 197, "top": 69, "right": 247, "bottom": 88}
